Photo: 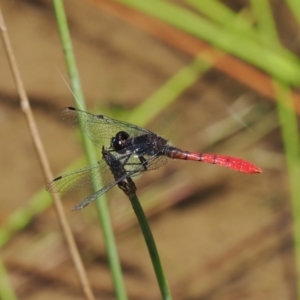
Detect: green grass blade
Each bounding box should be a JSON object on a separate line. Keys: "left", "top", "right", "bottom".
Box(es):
{"left": 187, "top": 0, "right": 300, "bottom": 67}
{"left": 129, "top": 194, "right": 172, "bottom": 300}
{"left": 250, "top": 0, "right": 280, "bottom": 48}
{"left": 52, "top": 1, "right": 127, "bottom": 299}
{"left": 116, "top": 0, "right": 300, "bottom": 85}
{"left": 52, "top": 0, "right": 86, "bottom": 110}
{"left": 0, "top": 256, "right": 18, "bottom": 300}
{"left": 251, "top": 3, "right": 300, "bottom": 296}
{"left": 286, "top": 0, "right": 300, "bottom": 26}
{"left": 128, "top": 58, "right": 211, "bottom": 126}
{"left": 186, "top": 0, "right": 258, "bottom": 40}
{"left": 274, "top": 82, "right": 300, "bottom": 298}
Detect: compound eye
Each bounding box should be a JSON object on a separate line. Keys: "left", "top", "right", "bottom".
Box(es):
{"left": 118, "top": 131, "right": 129, "bottom": 141}
{"left": 112, "top": 131, "right": 129, "bottom": 151}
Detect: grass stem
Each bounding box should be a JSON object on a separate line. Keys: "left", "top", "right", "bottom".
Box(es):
{"left": 129, "top": 194, "right": 172, "bottom": 300}
{"left": 52, "top": 1, "right": 127, "bottom": 299}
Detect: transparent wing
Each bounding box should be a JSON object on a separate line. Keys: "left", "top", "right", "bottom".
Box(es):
{"left": 45, "top": 160, "right": 114, "bottom": 193}
{"left": 61, "top": 107, "right": 151, "bottom": 149}
{"left": 46, "top": 151, "right": 169, "bottom": 210}
{"left": 45, "top": 159, "right": 134, "bottom": 210}
{"left": 71, "top": 177, "right": 124, "bottom": 211}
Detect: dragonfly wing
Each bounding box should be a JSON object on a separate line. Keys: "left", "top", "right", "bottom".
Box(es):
{"left": 61, "top": 107, "right": 151, "bottom": 149}
{"left": 71, "top": 180, "right": 119, "bottom": 210}
{"left": 72, "top": 168, "right": 138, "bottom": 210}
{"left": 46, "top": 157, "right": 140, "bottom": 210}
{"left": 145, "top": 155, "right": 168, "bottom": 171}
{"left": 45, "top": 160, "right": 113, "bottom": 193}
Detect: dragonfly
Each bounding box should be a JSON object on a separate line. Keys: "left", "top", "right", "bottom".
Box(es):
{"left": 46, "top": 107, "right": 262, "bottom": 210}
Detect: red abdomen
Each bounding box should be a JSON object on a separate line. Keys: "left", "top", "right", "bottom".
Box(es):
{"left": 166, "top": 148, "right": 262, "bottom": 174}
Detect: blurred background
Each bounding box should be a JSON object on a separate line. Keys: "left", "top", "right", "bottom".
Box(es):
{"left": 0, "top": 0, "right": 299, "bottom": 299}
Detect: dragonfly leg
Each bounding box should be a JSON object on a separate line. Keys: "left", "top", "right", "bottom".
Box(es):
{"left": 117, "top": 152, "right": 148, "bottom": 170}
{"left": 138, "top": 155, "right": 148, "bottom": 170}
{"left": 104, "top": 146, "right": 149, "bottom": 171}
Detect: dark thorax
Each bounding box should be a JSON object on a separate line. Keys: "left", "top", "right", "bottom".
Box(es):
{"left": 111, "top": 131, "right": 168, "bottom": 157}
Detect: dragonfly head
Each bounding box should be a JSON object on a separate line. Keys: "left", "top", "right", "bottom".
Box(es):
{"left": 110, "top": 131, "right": 130, "bottom": 151}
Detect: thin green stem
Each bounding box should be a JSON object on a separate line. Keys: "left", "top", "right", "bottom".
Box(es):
{"left": 0, "top": 256, "right": 18, "bottom": 300}
{"left": 128, "top": 58, "right": 211, "bottom": 126}
{"left": 274, "top": 82, "right": 300, "bottom": 299}
{"left": 250, "top": 0, "right": 280, "bottom": 49}
{"left": 286, "top": 0, "right": 300, "bottom": 26}
{"left": 52, "top": 1, "right": 127, "bottom": 299}
{"left": 129, "top": 194, "right": 172, "bottom": 300}
{"left": 251, "top": 2, "right": 300, "bottom": 297}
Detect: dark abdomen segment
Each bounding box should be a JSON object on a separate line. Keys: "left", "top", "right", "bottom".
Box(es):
{"left": 166, "top": 148, "right": 262, "bottom": 174}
